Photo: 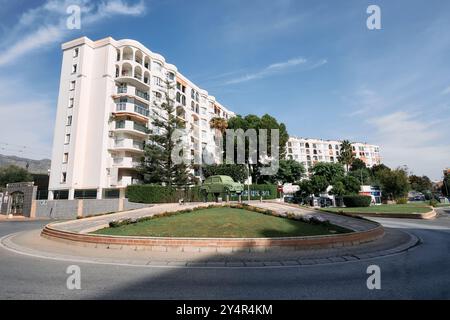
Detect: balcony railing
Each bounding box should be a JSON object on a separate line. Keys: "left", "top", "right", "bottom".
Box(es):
{"left": 116, "top": 103, "right": 126, "bottom": 111}
{"left": 117, "top": 86, "right": 127, "bottom": 94}
{"left": 134, "top": 104, "right": 149, "bottom": 117}
{"left": 115, "top": 103, "right": 149, "bottom": 117}
{"left": 135, "top": 90, "right": 149, "bottom": 101}
{"left": 133, "top": 122, "right": 148, "bottom": 133}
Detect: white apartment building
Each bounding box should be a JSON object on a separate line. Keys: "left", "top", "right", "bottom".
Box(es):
{"left": 48, "top": 37, "right": 233, "bottom": 200}
{"left": 286, "top": 137, "right": 381, "bottom": 171}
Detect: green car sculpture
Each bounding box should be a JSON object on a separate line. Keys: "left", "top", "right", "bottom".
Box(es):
{"left": 200, "top": 175, "right": 244, "bottom": 200}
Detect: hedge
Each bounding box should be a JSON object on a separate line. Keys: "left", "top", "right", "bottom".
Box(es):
{"left": 230, "top": 184, "right": 277, "bottom": 201}
{"left": 126, "top": 184, "right": 277, "bottom": 204}
{"left": 342, "top": 195, "right": 372, "bottom": 207}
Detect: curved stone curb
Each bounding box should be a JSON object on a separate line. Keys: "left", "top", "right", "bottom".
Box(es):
{"left": 2, "top": 228, "right": 419, "bottom": 269}
{"left": 41, "top": 224, "right": 384, "bottom": 252}
{"left": 320, "top": 208, "right": 436, "bottom": 220}
{"left": 40, "top": 202, "right": 385, "bottom": 252}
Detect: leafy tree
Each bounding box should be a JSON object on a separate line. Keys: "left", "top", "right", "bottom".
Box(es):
{"left": 338, "top": 140, "right": 355, "bottom": 171}
{"left": 0, "top": 165, "right": 32, "bottom": 187}
{"left": 348, "top": 168, "right": 372, "bottom": 185}
{"left": 139, "top": 81, "right": 192, "bottom": 186}
{"left": 375, "top": 167, "right": 410, "bottom": 200}
{"left": 371, "top": 163, "right": 391, "bottom": 175}
{"left": 409, "top": 175, "right": 432, "bottom": 194}
{"left": 295, "top": 176, "right": 329, "bottom": 200}
{"left": 341, "top": 175, "right": 362, "bottom": 195}
{"left": 309, "top": 175, "right": 329, "bottom": 195}
{"left": 225, "top": 114, "right": 289, "bottom": 183}
{"left": 267, "top": 159, "right": 306, "bottom": 184}
{"left": 309, "top": 162, "right": 345, "bottom": 185}
{"left": 350, "top": 158, "right": 367, "bottom": 171}
{"left": 330, "top": 181, "right": 346, "bottom": 197}
{"left": 202, "top": 164, "right": 247, "bottom": 183}
{"left": 296, "top": 179, "right": 314, "bottom": 201}
{"left": 330, "top": 175, "right": 361, "bottom": 197}
{"left": 442, "top": 175, "right": 450, "bottom": 197}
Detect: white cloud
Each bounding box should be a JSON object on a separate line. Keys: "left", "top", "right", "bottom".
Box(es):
{"left": 369, "top": 112, "right": 450, "bottom": 180}
{"left": 224, "top": 58, "right": 326, "bottom": 85}
{"left": 0, "top": 0, "right": 147, "bottom": 67}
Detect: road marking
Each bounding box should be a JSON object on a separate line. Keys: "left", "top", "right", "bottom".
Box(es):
{"left": 0, "top": 231, "right": 418, "bottom": 270}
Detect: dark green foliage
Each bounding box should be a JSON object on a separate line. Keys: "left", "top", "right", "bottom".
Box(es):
{"left": 342, "top": 195, "right": 372, "bottom": 207}
{"left": 309, "top": 162, "right": 345, "bottom": 185}
{"left": 337, "top": 140, "right": 355, "bottom": 171}
{"left": 126, "top": 184, "right": 277, "bottom": 203}
{"left": 409, "top": 175, "right": 432, "bottom": 194}
{"left": 225, "top": 114, "right": 289, "bottom": 183}
{"left": 350, "top": 158, "right": 367, "bottom": 171}
{"left": 375, "top": 167, "right": 410, "bottom": 200}
{"left": 442, "top": 175, "right": 450, "bottom": 197}
{"left": 273, "top": 159, "right": 306, "bottom": 183}
{"left": 348, "top": 168, "right": 372, "bottom": 185}
{"left": 0, "top": 165, "right": 32, "bottom": 187}
{"left": 139, "top": 81, "right": 191, "bottom": 186}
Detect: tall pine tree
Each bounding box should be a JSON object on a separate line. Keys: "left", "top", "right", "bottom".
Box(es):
{"left": 140, "top": 81, "right": 192, "bottom": 186}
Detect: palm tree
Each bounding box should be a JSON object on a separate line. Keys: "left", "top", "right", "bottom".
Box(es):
{"left": 209, "top": 117, "right": 228, "bottom": 136}
{"left": 338, "top": 140, "right": 355, "bottom": 172}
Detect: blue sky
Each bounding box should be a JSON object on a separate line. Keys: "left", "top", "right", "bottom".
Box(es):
{"left": 0, "top": 0, "right": 449, "bottom": 180}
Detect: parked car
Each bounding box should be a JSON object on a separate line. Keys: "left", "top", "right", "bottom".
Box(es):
{"left": 200, "top": 175, "right": 244, "bottom": 198}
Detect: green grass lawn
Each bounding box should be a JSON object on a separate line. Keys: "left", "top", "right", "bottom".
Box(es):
{"left": 323, "top": 204, "right": 431, "bottom": 214}
{"left": 93, "top": 207, "right": 350, "bottom": 238}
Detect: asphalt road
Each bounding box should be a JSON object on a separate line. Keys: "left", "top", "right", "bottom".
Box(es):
{"left": 0, "top": 209, "right": 449, "bottom": 299}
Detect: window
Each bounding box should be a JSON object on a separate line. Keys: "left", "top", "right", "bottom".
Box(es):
{"left": 67, "top": 115, "right": 72, "bottom": 126}
{"left": 73, "top": 48, "right": 79, "bottom": 58}
{"left": 72, "top": 64, "right": 77, "bottom": 74}
{"left": 63, "top": 153, "right": 68, "bottom": 163}
{"left": 64, "top": 134, "right": 70, "bottom": 144}
{"left": 69, "top": 98, "right": 74, "bottom": 108}
{"left": 176, "top": 92, "right": 181, "bottom": 103}
{"left": 69, "top": 80, "right": 75, "bottom": 90}
{"left": 61, "top": 172, "right": 67, "bottom": 183}
{"left": 153, "top": 76, "right": 163, "bottom": 87}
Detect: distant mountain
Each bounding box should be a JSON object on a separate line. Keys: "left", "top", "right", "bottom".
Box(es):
{"left": 0, "top": 154, "right": 51, "bottom": 174}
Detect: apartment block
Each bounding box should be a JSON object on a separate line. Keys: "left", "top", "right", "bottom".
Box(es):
{"left": 286, "top": 137, "right": 381, "bottom": 171}
{"left": 48, "top": 37, "right": 233, "bottom": 200}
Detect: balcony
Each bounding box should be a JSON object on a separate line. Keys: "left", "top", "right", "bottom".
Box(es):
{"left": 111, "top": 138, "right": 145, "bottom": 153}
{"left": 115, "top": 102, "right": 149, "bottom": 118}
{"left": 114, "top": 120, "right": 148, "bottom": 136}
{"left": 135, "top": 89, "right": 149, "bottom": 101}
{"left": 118, "top": 176, "right": 141, "bottom": 187}
{"left": 113, "top": 157, "right": 140, "bottom": 169}
{"left": 116, "top": 71, "right": 150, "bottom": 90}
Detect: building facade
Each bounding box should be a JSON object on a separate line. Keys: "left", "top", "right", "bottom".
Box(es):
{"left": 286, "top": 137, "right": 381, "bottom": 171}
{"left": 48, "top": 37, "right": 233, "bottom": 200}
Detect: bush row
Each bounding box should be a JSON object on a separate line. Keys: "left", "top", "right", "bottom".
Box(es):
{"left": 342, "top": 195, "right": 372, "bottom": 207}
{"left": 126, "top": 184, "right": 277, "bottom": 204}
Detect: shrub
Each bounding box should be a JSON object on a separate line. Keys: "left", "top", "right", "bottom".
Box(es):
{"left": 126, "top": 184, "right": 276, "bottom": 203}
{"left": 342, "top": 195, "right": 372, "bottom": 207}
{"left": 429, "top": 199, "right": 438, "bottom": 207}
{"left": 396, "top": 197, "right": 408, "bottom": 205}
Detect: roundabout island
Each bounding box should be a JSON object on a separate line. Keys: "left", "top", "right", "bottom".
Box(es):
{"left": 0, "top": 201, "right": 419, "bottom": 269}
